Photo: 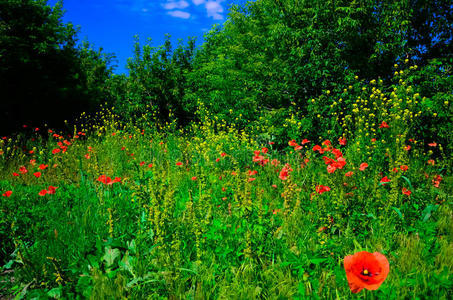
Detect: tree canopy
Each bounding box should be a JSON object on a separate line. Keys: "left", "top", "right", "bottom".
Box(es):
{"left": 0, "top": 0, "right": 113, "bottom": 135}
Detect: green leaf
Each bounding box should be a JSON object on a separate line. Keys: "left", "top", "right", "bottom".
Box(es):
{"left": 309, "top": 258, "right": 327, "bottom": 265}
{"left": 47, "top": 287, "right": 62, "bottom": 298}
{"left": 352, "top": 239, "right": 362, "bottom": 250}
{"left": 401, "top": 176, "right": 413, "bottom": 190}
{"left": 392, "top": 207, "right": 404, "bottom": 220}
{"left": 421, "top": 204, "right": 438, "bottom": 222}
{"left": 3, "top": 260, "right": 14, "bottom": 269}
{"left": 103, "top": 247, "right": 121, "bottom": 267}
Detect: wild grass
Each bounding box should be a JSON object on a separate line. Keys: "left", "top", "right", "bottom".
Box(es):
{"left": 0, "top": 75, "right": 452, "bottom": 299}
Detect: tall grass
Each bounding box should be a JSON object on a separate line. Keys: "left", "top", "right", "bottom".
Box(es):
{"left": 0, "top": 72, "right": 451, "bottom": 299}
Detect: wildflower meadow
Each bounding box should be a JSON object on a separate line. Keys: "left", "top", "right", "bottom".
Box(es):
{"left": 1, "top": 66, "right": 452, "bottom": 298}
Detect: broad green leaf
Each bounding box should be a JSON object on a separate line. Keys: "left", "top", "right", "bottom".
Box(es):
{"left": 103, "top": 247, "right": 121, "bottom": 267}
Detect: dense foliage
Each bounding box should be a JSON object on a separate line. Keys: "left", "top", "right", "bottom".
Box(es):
{"left": 110, "top": 0, "right": 452, "bottom": 147}
{"left": 0, "top": 0, "right": 113, "bottom": 135}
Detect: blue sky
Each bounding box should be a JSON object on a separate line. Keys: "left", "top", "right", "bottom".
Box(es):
{"left": 48, "top": 0, "right": 249, "bottom": 74}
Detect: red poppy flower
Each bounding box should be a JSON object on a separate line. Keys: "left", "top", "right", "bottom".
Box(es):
{"left": 12, "top": 172, "right": 19, "bottom": 177}
{"left": 288, "top": 139, "right": 298, "bottom": 147}
{"left": 84, "top": 154, "right": 90, "bottom": 159}
{"left": 404, "top": 145, "right": 411, "bottom": 151}
{"left": 279, "top": 164, "right": 292, "bottom": 180}
{"left": 427, "top": 159, "right": 435, "bottom": 166}
{"left": 315, "top": 185, "right": 331, "bottom": 194}
{"left": 400, "top": 165, "right": 408, "bottom": 172}
{"left": 148, "top": 163, "right": 153, "bottom": 168}
{"left": 248, "top": 177, "right": 256, "bottom": 182}
{"left": 344, "top": 251, "right": 389, "bottom": 293}
{"left": 428, "top": 142, "right": 437, "bottom": 147}
{"left": 47, "top": 186, "right": 58, "bottom": 194}
{"left": 97, "top": 175, "right": 108, "bottom": 184}
{"left": 221, "top": 152, "right": 227, "bottom": 157}
{"left": 176, "top": 162, "right": 183, "bottom": 166}
{"left": 302, "top": 139, "right": 310, "bottom": 145}
{"left": 39, "top": 164, "right": 48, "bottom": 170}
{"left": 313, "top": 145, "right": 322, "bottom": 152}
{"left": 271, "top": 159, "right": 280, "bottom": 166}
{"left": 317, "top": 226, "right": 327, "bottom": 232}
{"left": 380, "top": 176, "right": 390, "bottom": 184}
{"left": 345, "top": 171, "right": 353, "bottom": 177}
{"left": 2, "top": 191, "right": 12, "bottom": 197}
{"left": 19, "top": 166, "right": 28, "bottom": 174}
{"left": 253, "top": 152, "right": 268, "bottom": 165}
{"left": 38, "top": 189, "right": 48, "bottom": 196}
{"left": 402, "top": 188, "right": 411, "bottom": 196}
{"left": 359, "top": 163, "right": 368, "bottom": 171}
{"left": 52, "top": 148, "right": 61, "bottom": 154}
{"left": 191, "top": 176, "right": 197, "bottom": 181}
{"left": 97, "top": 175, "right": 120, "bottom": 185}
{"left": 338, "top": 137, "right": 347, "bottom": 146}
{"left": 379, "top": 121, "right": 389, "bottom": 128}
{"left": 432, "top": 174, "right": 442, "bottom": 188}
{"left": 335, "top": 157, "right": 347, "bottom": 169}
{"left": 248, "top": 170, "right": 258, "bottom": 176}
{"left": 140, "top": 161, "right": 145, "bottom": 166}
{"left": 33, "top": 172, "right": 41, "bottom": 178}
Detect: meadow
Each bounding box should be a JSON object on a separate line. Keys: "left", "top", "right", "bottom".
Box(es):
{"left": 0, "top": 67, "right": 452, "bottom": 299}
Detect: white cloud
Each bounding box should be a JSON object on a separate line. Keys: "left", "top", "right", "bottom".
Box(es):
{"left": 192, "top": 0, "right": 205, "bottom": 5}
{"left": 205, "top": 1, "right": 224, "bottom": 20}
{"left": 163, "top": 0, "right": 190, "bottom": 10}
{"left": 114, "top": 0, "right": 157, "bottom": 14}
{"left": 167, "top": 10, "right": 191, "bottom": 19}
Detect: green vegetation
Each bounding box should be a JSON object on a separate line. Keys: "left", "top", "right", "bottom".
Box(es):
{"left": 0, "top": 0, "right": 452, "bottom": 299}
{"left": 0, "top": 0, "right": 113, "bottom": 135}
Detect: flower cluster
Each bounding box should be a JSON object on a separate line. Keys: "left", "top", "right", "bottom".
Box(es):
{"left": 96, "top": 175, "right": 122, "bottom": 185}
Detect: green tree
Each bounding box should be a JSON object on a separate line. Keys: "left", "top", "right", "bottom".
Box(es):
{"left": 0, "top": 0, "right": 113, "bottom": 135}
{"left": 182, "top": 0, "right": 451, "bottom": 140}
{"left": 119, "top": 35, "right": 196, "bottom": 125}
